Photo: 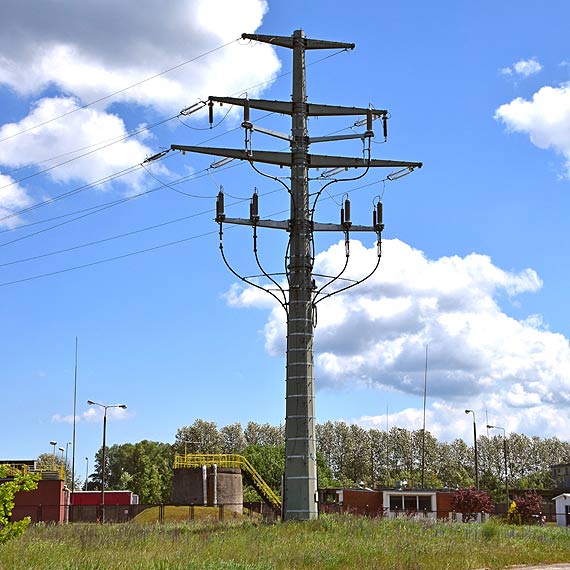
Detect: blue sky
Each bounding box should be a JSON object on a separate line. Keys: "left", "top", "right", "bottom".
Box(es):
{"left": 1, "top": 0, "right": 570, "bottom": 477}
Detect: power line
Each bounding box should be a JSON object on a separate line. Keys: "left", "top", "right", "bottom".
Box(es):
{"left": 0, "top": 231, "right": 217, "bottom": 288}
{"left": 1, "top": 114, "right": 178, "bottom": 178}
{"left": 0, "top": 39, "right": 239, "bottom": 145}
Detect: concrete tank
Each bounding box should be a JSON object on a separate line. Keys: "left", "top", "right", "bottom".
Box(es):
{"left": 207, "top": 467, "right": 243, "bottom": 514}
{"left": 171, "top": 467, "right": 207, "bottom": 506}
{"left": 171, "top": 466, "right": 243, "bottom": 514}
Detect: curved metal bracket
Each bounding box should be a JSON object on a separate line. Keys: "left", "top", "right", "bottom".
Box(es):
{"left": 218, "top": 222, "right": 288, "bottom": 315}
{"left": 314, "top": 230, "right": 382, "bottom": 306}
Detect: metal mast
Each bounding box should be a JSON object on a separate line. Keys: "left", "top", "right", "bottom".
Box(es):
{"left": 171, "top": 29, "right": 422, "bottom": 520}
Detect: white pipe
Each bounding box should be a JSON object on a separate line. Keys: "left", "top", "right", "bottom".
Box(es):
{"left": 212, "top": 464, "right": 218, "bottom": 507}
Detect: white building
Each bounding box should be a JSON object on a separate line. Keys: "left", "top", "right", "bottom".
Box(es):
{"left": 553, "top": 494, "right": 570, "bottom": 527}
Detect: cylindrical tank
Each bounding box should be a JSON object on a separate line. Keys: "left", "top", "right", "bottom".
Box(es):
{"left": 171, "top": 468, "right": 207, "bottom": 505}
{"left": 207, "top": 467, "right": 243, "bottom": 514}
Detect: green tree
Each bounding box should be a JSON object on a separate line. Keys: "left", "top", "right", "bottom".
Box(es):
{"left": 0, "top": 466, "right": 39, "bottom": 545}
{"left": 174, "top": 420, "right": 222, "bottom": 454}
{"left": 220, "top": 422, "right": 247, "bottom": 454}
{"left": 93, "top": 440, "right": 173, "bottom": 503}
{"left": 244, "top": 422, "right": 283, "bottom": 447}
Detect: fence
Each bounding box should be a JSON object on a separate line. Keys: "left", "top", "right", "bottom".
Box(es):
{"left": 12, "top": 502, "right": 278, "bottom": 524}
{"left": 318, "top": 503, "right": 560, "bottom": 524}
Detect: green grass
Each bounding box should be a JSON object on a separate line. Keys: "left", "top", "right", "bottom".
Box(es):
{"left": 1, "top": 516, "right": 569, "bottom": 570}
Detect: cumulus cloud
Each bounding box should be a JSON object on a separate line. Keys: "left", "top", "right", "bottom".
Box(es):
{"left": 52, "top": 406, "right": 128, "bottom": 423}
{"left": 500, "top": 57, "right": 543, "bottom": 77}
{"left": 0, "top": 0, "right": 279, "bottom": 113}
{"left": 227, "top": 238, "right": 570, "bottom": 438}
{"left": 0, "top": 97, "right": 154, "bottom": 188}
{"left": 0, "top": 0, "right": 279, "bottom": 214}
{"left": 0, "top": 174, "right": 32, "bottom": 228}
{"left": 495, "top": 83, "right": 570, "bottom": 177}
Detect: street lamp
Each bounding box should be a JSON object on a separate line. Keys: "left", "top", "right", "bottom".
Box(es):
{"left": 49, "top": 440, "right": 57, "bottom": 470}
{"left": 64, "top": 441, "right": 72, "bottom": 487}
{"left": 87, "top": 400, "right": 127, "bottom": 522}
{"left": 465, "top": 410, "right": 479, "bottom": 490}
{"left": 487, "top": 424, "right": 508, "bottom": 506}
{"left": 58, "top": 447, "right": 65, "bottom": 481}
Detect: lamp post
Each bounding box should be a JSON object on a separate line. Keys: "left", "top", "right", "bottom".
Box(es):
{"left": 58, "top": 447, "right": 65, "bottom": 481}
{"left": 50, "top": 440, "right": 57, "bottom": 469}
{"left": 85, "top": 457, "right": 89, "bottom": 491}
{"left": 64, "top": 441, "right": 72, "bottom": 485}
{"left": 87, "top": 400, "right": 127, "bottom": 522}
{"left": 465, "top": 410, "right": 479, "bottom": 490}
{"left": 487, "top": 424, "right": 508, "bottom": 506}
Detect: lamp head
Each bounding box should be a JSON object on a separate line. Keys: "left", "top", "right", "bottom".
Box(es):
{"left": 87, "top": 400, "right": 95, "bottom": 405}
{"left": 119, "top": 404, "right": 127, "bottom": 409}
{"left": 486, "top": 425, "right": 494, "bottom": 429}
{"left": 50, "top": 440, "right": 57, "bottom": 446}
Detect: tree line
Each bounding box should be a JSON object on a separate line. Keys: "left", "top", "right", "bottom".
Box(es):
{"left": 39, "top": 419, "right": 570, "bottom": 504}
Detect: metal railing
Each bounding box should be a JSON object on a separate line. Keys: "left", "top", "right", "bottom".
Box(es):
{"left": 3, "top": 462, "right": 65, "bottom": 481}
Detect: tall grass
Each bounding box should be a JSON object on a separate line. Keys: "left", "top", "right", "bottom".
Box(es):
{"left": 1, "top": 516, "right": 569, "bottom": 570}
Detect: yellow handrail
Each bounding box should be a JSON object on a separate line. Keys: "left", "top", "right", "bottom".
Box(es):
{"left": 174, "top": 453, "right": 281, "bottom": 510}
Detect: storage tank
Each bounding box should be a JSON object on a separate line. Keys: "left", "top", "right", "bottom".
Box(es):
{"left": 207, "top": 466, "right": 243, "bottom": 514}
{"left": 172, "top": 466, "right": 243, "bottom": 513}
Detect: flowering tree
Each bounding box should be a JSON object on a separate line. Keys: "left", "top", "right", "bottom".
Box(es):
{"left": 451, "top": 488, "right": 494, "bottom": 522}
{"left": 0, "top": 465, "right": 39, "bottom": 544}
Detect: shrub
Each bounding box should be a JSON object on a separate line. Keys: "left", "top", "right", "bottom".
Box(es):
{"left": 509, "top": 491, "right": 544, "bottom": 525}
{"left": 0, "top": 465, "right": 39, "bottom": 544}
{"left": 451, "top": 488, "right": 494, "bottom": 522}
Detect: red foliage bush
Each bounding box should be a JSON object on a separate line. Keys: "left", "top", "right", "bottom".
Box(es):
{"left": 451, "top": 488, "right": 494, "bottom": 522}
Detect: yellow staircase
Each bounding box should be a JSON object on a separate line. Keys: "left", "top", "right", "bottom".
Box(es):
{"left": 174, "top": 453, "right": 281, "bottom": 512}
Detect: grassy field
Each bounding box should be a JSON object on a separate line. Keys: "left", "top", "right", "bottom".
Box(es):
{"left": 1, "top": 516, "right": 569, "bottom": 570}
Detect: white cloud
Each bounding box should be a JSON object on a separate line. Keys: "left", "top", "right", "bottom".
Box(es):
{"left": 495, "top": 83, "right": 570, "bottom": 177}
{"left": 0, "top": 174, "right": 32, "bottom": 228}
{"left": 227, "top": 238, "right": 570, "bottom": 438}
{"left": 0, "top": 97, "right": 154, "bottom": 188}
{"left": 0, "top": 0, "right": 279, "bottom": 218}
{"left": 52, "top": 406, "right": 129, "bottom": 423}
{"left": 500, "top": 57, "right": 542, "bottom": 77}
{"left": 0, "top": 0, "right": 279, "bottom": 113}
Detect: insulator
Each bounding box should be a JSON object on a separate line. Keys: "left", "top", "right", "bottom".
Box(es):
{"left": 344, "top": 198, "right": 351, "bottom": 224}
{"left": 373, "top": 209, "right": 377, "bottom": 227}
{"left": 366, "top": 109, "right": 373, "bottom": 132}
{"left": 250, "top": 191, "right": 259, "bottom": 220}
{"left": 208, "top": 101, "right": 214, "bottom": 127}
{"left": 216, "top": 190, "right": 225, "bottom": 220}
{"left": 244, "top": 99, "right": 250, "bottom": 123}
{"left": 340, "top": 206, "right": 345, "bottom": 225}
{"left": 383, "top": 115, "right": 388, "bottom": 140}
{"left": 377, "top": 201, "right": 383, "bottom": 225}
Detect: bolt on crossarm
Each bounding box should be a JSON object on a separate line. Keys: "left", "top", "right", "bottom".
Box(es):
{"left": 171, "top": 29, "right": 421, "bottom": 521}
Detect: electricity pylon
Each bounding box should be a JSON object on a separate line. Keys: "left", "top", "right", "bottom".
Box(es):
{"left": 171, "top": 29, "right": 422, "bottom": 520}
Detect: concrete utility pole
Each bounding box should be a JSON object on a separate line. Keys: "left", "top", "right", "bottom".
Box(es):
{"left": 171, "top": 29, "right": 421, "bottom": 520}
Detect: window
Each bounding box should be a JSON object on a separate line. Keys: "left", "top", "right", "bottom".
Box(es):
{"left": 389, "top": 495, "right": 402, "bottom": 510}
{"left": 418, "top": 496, "right": 432, "bottom": 511}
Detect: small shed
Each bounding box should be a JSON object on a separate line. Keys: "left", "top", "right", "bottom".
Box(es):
{"left": 553, "top": 494, "right": 570, "bottom": 527}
